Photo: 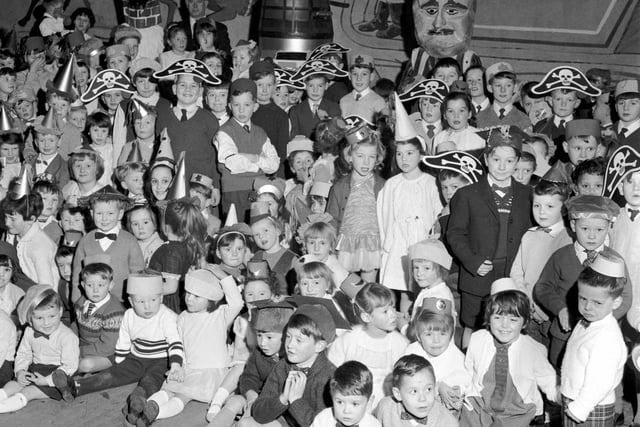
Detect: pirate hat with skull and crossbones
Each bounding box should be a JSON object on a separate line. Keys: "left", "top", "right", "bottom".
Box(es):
{"left": 290, "top": 59, "right": 348, "bottom": 82}
{"left": 422, "top": 150, "right": 484, "bottom": 184}
{"left": 308, "top": 42, "right": 350, "bottom": 61}
{"left": 80, "top": 69, "right": 135, "bottom": 103}
{"left": 399, "top": 79, "right": 448, "bottom": 103}
{"left": 602, "top": 145, "right": 640, "bottom": 198}
{"left": 153, "top": 58, "right": 221, "bottom": 86}
{"left": 274, "top": 66, "right": 305, "bottom": 90}
{"left": 344, "top": 115, "right": 376, "bottom": 131}
{"left": 531, "top": 66, "right": 601, "bottom": 97}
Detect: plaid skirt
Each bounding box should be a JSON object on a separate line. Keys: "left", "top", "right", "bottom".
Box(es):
{"left": 562, "top": 396, "right": 615, "bottom": 427}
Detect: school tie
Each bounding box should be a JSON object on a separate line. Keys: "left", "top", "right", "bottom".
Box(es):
{"left": 400, "top": 412, "right": 428, "bottom": 424}
{"left": 311, "top": 103, "right": 318, "bottom": 116}
{"left": 537, "top": 226, "right": 552, "bottom": 233}
{"left": 629, "top": 208, "right": 640, "bottom": 221}
{"left": 180, "top": 109, "right": 188, "bottom": 122}
{"left": 243, "top": 125, "right": 250, "bottom": 133}
{"left": 95, "top": 232, "right": 117, "bottom": 241}
{"left": 558, "top": 119, "right": 566, "bottom": 129}
{"left": 620, "top": 128, "right": 629, "bottom": 139}
{"left": 490, "top": 341, "right": 510, "bottom": 412}
{"left": 583, "top": 249, "right": 598, "bottom": 267}
{"left": 355, "top": 93, "right": 362, "bottom": 101}
{"left": 86, "top": 302, "right": 96, "bottom": 316}
{"left": 426, "top": 125, "right": 435, "bottom": 140}
{"left": 498, "top": 108, "right": 506, "bottom": 119}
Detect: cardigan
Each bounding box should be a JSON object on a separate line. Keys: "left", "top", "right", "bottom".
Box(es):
{"left": 327, "top": 173, "right": 385, "bottom": 232}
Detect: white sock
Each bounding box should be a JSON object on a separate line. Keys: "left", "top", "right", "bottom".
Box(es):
{"left": 148, "top": 390, "right": 170, "bottom": 406}
{"left": 157, "top": 396, "right": 184, "bottom": 419}
{"left": 0, "top": 393, "right": 27, "bottom": 413}
{"left": 210, "top": 388, "right": 229, "bottom": 408}
{"left": 0, "top": 389, "right": 7, "bottom": 400}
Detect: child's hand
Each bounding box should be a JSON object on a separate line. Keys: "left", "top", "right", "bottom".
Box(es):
{"left": 242, "top": 153, "right": 260, "bottom": 163}
{"left": 477, "top": 260, "right": 493, "bottom": 276}
{"left": 28, "top": 372, "right": 50, "bottom": 386}
{"left": 211, "top": 188, "right": 221, "bottom": 207}
{"left": 558, "top": 307, "right": 572, "bottom": 332}
{"left": 16, "top": 370, "right": 30, "bottom": 386}
{"left": 439, "top": 383, "right": 463, "bottom": 410}
{"left": 280, "top": 371, "right": 295, "bottom": 405}
{"left": 166, "top": 363, "right": 184, "bottom": 382}
{"left": 565, "top": 407, "right": 583, "bottom": 423}
{"left": 286, "top": 371, "right": 307, "bottom": 403}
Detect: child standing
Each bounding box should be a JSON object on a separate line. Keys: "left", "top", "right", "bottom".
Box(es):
{"left": 127, "top": 204, "right": 164, "bottom": 267}
{"left": 61, "top": 148, "right": 106, "bottom": 206}
{"left": 614, "top": 79, "right": 640, "bottom": 150}
{"left": 117, "top": 104, "right": 158, "bottom": 166}
{"left": 214, "top": 78, "right": 280, "bottom": 221}
{"left": 189, "top": 172, "right": 222, "bottom": 236}
{"left": 561, "top": 253, "right": 627, "bottom": 426}
{"left": 32, "top": 180, "right": 64, "bottom": 244}
{"left": 0, "top": 133, "right": 24, "bottom": 190}
{"left": 408, "top": 239, "right": 456, "bottom": 320}
{"left": 204, "top": 80, "right": 231, "bottom": 125}
{"left": 74, "top": 261, "right": 125, "bottom": 373}
{"left": 0, "top": 286, "right": 78, "bottom": 413}
{"left": 404, "top": 299, "right": 470, "bottom": 412}
{"left": 510, "top": 180, "right": 572, "bottom": 346}
{"left": 433, "top": 92, "right": 485, "bottom": 152}
{"left": 248, "top": 304, "right": 337, "bottom": 426}
{"left": 328, "top": 283, "right": 408, "bottom": 407}
{"left": 160, "top": 24, "right": 195, "bottom": 68}
{"left": 378, "top": 109, "right": 442, "bottom": 307}
{"left": 115, "top": 161, "right": 147, "bottom": 203}
{"left": 30, "top": 111, "right": 70, "bottom": 187}
{"left": 400, "top": 78, "right": 448, "bottom": 155}
{"left": 311, "top": 361, "right": 382, "bottom": 427}
{"left": 375, "top": 354, "right": 458, "bottom": 427}
{"left": 86, "top": 111, "right": 115, "bottom": 187}
{"left": 72, "top": 186, "right": 145, "bottom": 303}
{"left": 149, "top": 198, "right": 207, "bottom": 313}
{"left": 447, "top": 128, "right": 532, "bottom": 347}
{"left": 340, "top": 54, "right": 387, "bottom": 122}
{"left": 460, "top": 279, "right": 557, "bottom": 426}
{"left": 139, "top": 266, "right": 243, "bottom": 425}
{"left": 329, "top": 125, "right": 386, "bottom": 283}
{"left": 231, "top": 40, "right": 259, "bottom": 81}
{"left": 543, "top": 119, "right": 599, "bottom": 184}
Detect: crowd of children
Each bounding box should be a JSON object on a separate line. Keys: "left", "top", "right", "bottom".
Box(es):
{"left": 0, "top": 5, "right": 638, "bottom": 427}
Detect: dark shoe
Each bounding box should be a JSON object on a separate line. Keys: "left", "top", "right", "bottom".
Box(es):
{"left": 125, "top": 387, "right": 146, "bottom": 424}
{"left": 52, "top": 369, "right": 75, "bottom": 402}
{"left": 614, "top": 412, "right": 624, "bottom": 425}
{"left": 136, "top": 400, "right": 159, "bottom": 427}
{"left": 358, "top": 19, "right": 386, "bottom": 32}
{"left": 376, "top": 24, "right": 401, "bottom": 39}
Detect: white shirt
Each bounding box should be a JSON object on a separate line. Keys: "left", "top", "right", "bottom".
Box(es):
{"left": 493, "top": 103, "right": 513, "bottom": 117}
{"left": 97, "top": 225, "right": 120, "bottom": 251}
{"left": 15, "top": 223, "right": 59, "bottom": 288}
{"left": 472, "top": 98, "right": 490, "bottom": 113}
{"left": 35, "top": 153, "right": 58, "bottom": 176}
{"left": 561, "top": 313, "right": 626, "bottom": 422}
{"left": 404, "top": 340, "right": 471, "bottom": 393}
{"left": 213, "top": 119, "right": 280, "bottom": 175}
{"left": 619, "top": 118, "right": 640, "bottom": 136}
{"left": 311, "top": 408, "right": 382, "bottom": 427}
{"left": 554, "top": 114, "right": 573, "bottom": 127}
{"left": 84, "top": 294, "right": 111, "bottom": 315}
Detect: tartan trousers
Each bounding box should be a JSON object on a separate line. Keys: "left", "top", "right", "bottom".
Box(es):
{"left": 562, "top": 396, "right": 615, "bottom": 427}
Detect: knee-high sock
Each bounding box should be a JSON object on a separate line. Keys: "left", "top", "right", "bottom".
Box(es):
{"left": 210, "top": 388, "right": 230, "bottom": 408}
{"left": 157, "top": 397, "right": 184, "bottom": 419}
{"left": 0, "top": 393, "right": 27, "bottom": 413}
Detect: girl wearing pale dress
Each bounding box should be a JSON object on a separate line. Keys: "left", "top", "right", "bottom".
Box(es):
{"left": 139, "top": 265, "right": 243, "bottom": 426}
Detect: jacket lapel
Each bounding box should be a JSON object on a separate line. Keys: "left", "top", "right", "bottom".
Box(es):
{"left": 480, "top": 177, "right": 499, "bottom": 220}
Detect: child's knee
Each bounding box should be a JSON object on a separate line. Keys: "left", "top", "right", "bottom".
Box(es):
{"left": 224, "top": 394, "right": 246, "bottom": 413}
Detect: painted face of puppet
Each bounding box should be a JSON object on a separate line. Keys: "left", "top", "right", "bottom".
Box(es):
{"left": 413, "top": 0, "right": 476, "bottom": 58}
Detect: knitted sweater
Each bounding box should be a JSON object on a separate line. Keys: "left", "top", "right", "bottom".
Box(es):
{"left": 74, "top": 295, "right": 125, "bottom": 359}
{"left": 238, "top": 348, "right": 282, "bottom": 396}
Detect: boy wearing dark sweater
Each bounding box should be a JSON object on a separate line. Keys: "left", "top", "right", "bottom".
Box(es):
{"left": 250, "top": 304, "right": 337, "bottom": 427}
{"left": 73, "top": 260, "right": 125, "bottom": 374}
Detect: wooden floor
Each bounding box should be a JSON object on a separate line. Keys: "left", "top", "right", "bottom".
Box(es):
{"left": 0, "top": 384, "right": 211, "bottom": 427}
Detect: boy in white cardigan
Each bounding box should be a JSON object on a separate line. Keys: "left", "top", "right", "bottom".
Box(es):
{"left": 561, "top": 252, "right": 627, "bottom": 426}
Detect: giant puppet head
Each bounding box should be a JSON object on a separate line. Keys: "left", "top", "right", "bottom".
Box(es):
{"left": 413, "top": 0, "right": 477, "bottom": 58}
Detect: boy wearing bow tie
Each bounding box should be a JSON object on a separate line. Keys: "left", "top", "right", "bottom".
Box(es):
{"left": 71, "top": 186, "right": 144, "bottom": 303}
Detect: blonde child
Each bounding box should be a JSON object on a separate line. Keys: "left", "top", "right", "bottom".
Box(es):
{"left": 302, "top": 221, "right": 351, "bottom": 290}
{"left": 160, "top": 24, "right": 195, "bottom": 68}
{"left": 377, "top": 117, "right": 442, "bottom": 312}
{"left": 139, "top": 266, "right": 243, "bottom": 426}
{"left": 328, "top": 283, "right": 408, "bottom": 408}
{"left": 189, "top": 172, "right": 222, "bottom": 236}
{"left": 460, "top": 279, "right": 557, "bottom": 427}
{"left": 408, "top": 239, "right": 456, "bottom": 320}
{"left": 0, "top": 255, "right": 25, "bottom": 316}
{"left": 126, "top": 204, "right": 164, "bottom": 267}
{"left": 404, "top": 299, "right": 471, "bottom": 413}
{"left": 62, "top": 148, "right": 106, "bottom": 206}
{"left": 149, "top": 198, "right": 207, "bottom": 313}
{"left": 328, "top": 125, "right": 386, "bottom": 283}
{"left": 115, "top": 162, "right": 147, "bottom": 203}
{"left": 0, "top": 286, "right": 78, "bottom": 413}
{"left": 433, "top": 92, "right": 485, "bottom": 152}
{"left": 231, "top": 39, "right": 259, "bottom": 81}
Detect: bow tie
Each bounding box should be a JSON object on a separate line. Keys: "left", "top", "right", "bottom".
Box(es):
{"left": 33, "top": 330, "right": 50, "bottom": 339}
{"left": 579, "top": 318, "right": 591, "bottom": 329}
{"left": 95, "top": 232, "right": 117, "bottom": 241}
{"left": 400, "top": 411, "right": 428, "bottom": 424}
{"left": 537, "top": 226, "right": 552, "bottom": 233}
{"left": 36, "top": 159, "right": 48, "bottom": 166}
{"left": 629, "top": 208, "right": 640, "bottom": 221}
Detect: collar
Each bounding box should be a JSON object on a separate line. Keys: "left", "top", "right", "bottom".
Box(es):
{"left": 487, "top": 174, "right": 512, "bottom": 189}
{"left": 308, "top": 98, "right": 322, "bottom": 108}
{"left": 578, "top": 312, "right": 615, "bottom": 330}
{"left": 133, "top": 92, "right": 159, "bottom": 106}
{"left": 626, "top": 203, "right": 640, "bottom": 216}
{"left": 529, "top": 220, "right": 565, "bottom": 236}
{"left": 85, "top": 294, "right": 110, "bottom": 313}
{"left": 493, "top": 103, "right": 513, "bottom": 116}
{"left": 554, "top": 114, "right": 573, "bottom": 127}
{"left": 233, "top": 118, "right": 250, "bottom": 129}
{"left": 473, "top": 97, "right": 490, "bottom": 110}
{"left": 97, "top": 225, "right": 120, "bottom": 236}
{"left": 38, "top": 153, "right": 57, "bottom": 162}
{"left": 574, "top": 241, "right": 604, "bottom": 263}
{"left": 18, "top": 222, "right": 41, "bottom": 242}
{"left": 619, "top": 119, "right": 640, "bottom": 135}
{"left": 421, "top": 120, "right": 442, "bottom": 132}
{"left": 175, "top": 103, "right": 199, "bottom": 115}
{"left": 353, "top": 88, "right": 371, "bottom": 98}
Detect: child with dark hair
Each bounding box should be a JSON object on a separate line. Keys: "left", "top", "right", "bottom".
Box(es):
{"left": 0, "top": 286, "right": 78, "bottom": 413}
{"left": 465, "top": 65, "right": 488, "bottom": 114}
{"left": 3, "top": 193, "right": 59, "bottom": 288}
{"left": 190, "top": 172, "right": 221, "bottom": 236}
{"left": 0, "top": 67, "right": 16, "bottom": 103}
{"left": 375, "top": 354, "right": 457, "bottom": 426}
{"left": 85, "top": 111, "right": 114, "bottom": 186}
{"left": 311, "top": 361, "right": 381, "bottom": 427}
{"left": 431, "top": 57, "right": 462, "bottom": 88}
{"left": 0, "top": 254, "right": 25, "bottom": 316}
{"left": 561, "top": 253, "right": 627, "bottom": 425}
{"left": 433, "top": 91, "right": 485, "bottom": 152}
{"left": 32, "top": 179, "right": 63, "bottom": 243}
{"left": 160, "top": 24, "right": 194, "bottom": 68}
{"left": 55, "top": 244, "right": 75, "bottom": 325}
{"left": 513, "top": 150, "right": 537, "bottom": 187}
{"left": 520, "top": 81, "right": 552, "bottom": 127}
{"left": 0, "top": 132, "right": 24, "bottom": 191}
{"left": 204, "top": 79, "right": 231, "bottom": 125}
{"left": 29, "top": 113, "right": 70, "bottom": 187}
{"left": 74, "top": 261, "right": 125, "bottom": 374}
{"left": 460, "top": 279, "right": 557, "bottom": 427}
{"left": 571, "top": 157, "right": 606, "bottom": 196}
{"left": 249, "top": 304, "right": 337, "bottom": 426}
{"left": 289, "top": 67, "right": 341, "bottom": 139}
